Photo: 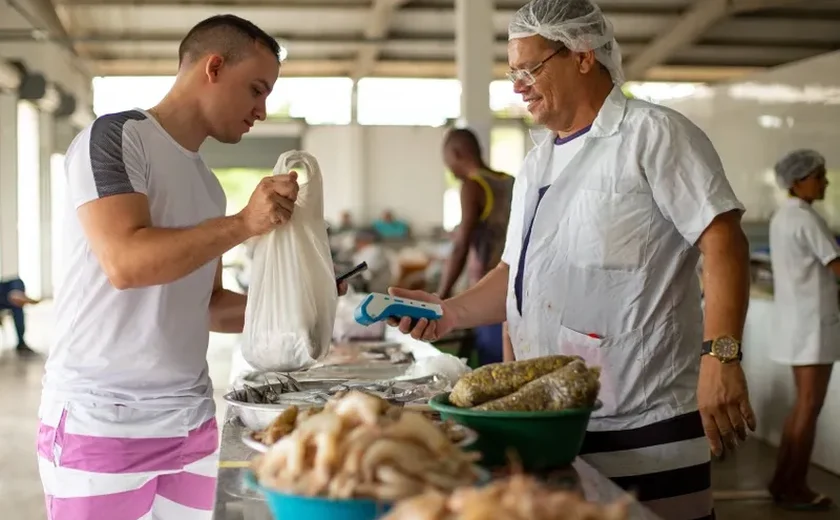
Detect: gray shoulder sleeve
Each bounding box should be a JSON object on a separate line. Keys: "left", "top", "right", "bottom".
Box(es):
{"left": 88, "top": 110, "right": 148, "bottom": 198}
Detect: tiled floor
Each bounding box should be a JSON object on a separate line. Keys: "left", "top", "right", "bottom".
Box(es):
{"left": 2, "top": 302, "right": 838, "bottom": 519}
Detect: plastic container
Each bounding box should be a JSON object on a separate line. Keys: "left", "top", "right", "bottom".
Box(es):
{"left": 428, "top": 392, "right": 601, "bottom": 470}
{"left": 245, "top": 472, "right": 392, "bottom": 520}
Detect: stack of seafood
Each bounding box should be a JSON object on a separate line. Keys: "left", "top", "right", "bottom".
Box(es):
{"left": 449, "top": 356, "right": 601, "bottom": 411}
{"left": 251, "top": 391, "right": 482, "bottom": 502}
{"left": 251, "top": 402, "right": 471, "bottom": 447}
{"left": 382, "top": 471, "right": 630, "bottom": 520}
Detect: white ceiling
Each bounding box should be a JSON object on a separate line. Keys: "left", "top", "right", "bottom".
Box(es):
{"left": 3, "top": 0, "right": 840, "bottom": 83}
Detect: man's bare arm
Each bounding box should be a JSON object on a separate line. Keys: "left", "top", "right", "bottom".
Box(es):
{"left": 78, "top": 175, "right": 296, "bottom": 290}
{"left": 448, "top": 262, "right": 509, "bottom": 329}
{"left": 390, "top": 261, "right": 508, "bottom": 341}
{"left": 827, "top": 259, "right": 840, "bottom": 277}
{"left": 698, "top": 210, "right": 750, "bottom": 344}
{"left": 438, "top": 180, "right": 482, "bottom": 298}
{"left": 696, "top": 209, "right": 756, "bottom": 455}
{"left": 209, "top": 261, "right": 248, "bottom": 333}
{"left": 78, "top": 194, "right": 252, "bottom": 290}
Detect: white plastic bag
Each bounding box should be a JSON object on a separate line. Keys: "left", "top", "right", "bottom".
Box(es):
{"left": 241, "top": 150, "right": 338, "bottom": 372}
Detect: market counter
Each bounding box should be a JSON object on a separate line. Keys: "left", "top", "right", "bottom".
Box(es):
{"left": 212, "top": 330, "right": 661, "bottom": 519}
{"left": 212, "top": 404, "right": 661, "bottom": 520}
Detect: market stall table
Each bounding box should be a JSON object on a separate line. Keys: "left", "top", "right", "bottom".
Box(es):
{"left": 212, "top": 332, "right": 662, "bottom": 520}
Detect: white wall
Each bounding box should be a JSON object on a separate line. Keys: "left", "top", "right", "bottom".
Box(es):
{"left": 663, "top": 50, "right": 840, "bottom": 227}
{"left": 664, "top": 51, "right": 840, "bottom": 474}
{"left": 303, "top": 125, "right": 447, "bottom": 232}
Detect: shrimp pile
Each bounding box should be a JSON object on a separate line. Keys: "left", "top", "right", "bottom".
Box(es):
{"left": 251, "top": 391, "right": 481, "bottom": 502}
{"left": 382, "top": 472, "right": 630, "bottom": 520}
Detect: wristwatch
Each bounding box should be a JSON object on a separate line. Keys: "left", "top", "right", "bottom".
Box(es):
{"left": 701, "top": 336, "right": 743, "bottom": 363}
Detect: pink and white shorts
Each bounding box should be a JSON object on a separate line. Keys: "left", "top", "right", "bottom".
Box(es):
{"left": 37, "top": 400, "right": 220, "bottom": 520}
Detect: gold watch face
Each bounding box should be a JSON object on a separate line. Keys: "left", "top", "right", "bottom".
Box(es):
{"left": 713, "top": 336, "right": 740, "bottom": 361}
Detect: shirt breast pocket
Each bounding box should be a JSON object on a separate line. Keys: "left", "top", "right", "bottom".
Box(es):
{"left": 564, "top": 189, "right": 652, "bottom": 271}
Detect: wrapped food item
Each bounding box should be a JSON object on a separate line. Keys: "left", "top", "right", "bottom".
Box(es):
{"left": 474, "top": 359, "right": 600, "bottom": 412}
{"left": 449, "top": 355, "right": 579, "bottom": 408}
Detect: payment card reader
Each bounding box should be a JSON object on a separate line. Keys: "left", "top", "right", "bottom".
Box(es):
{"left": 354, "top": 293, "right": 443, "bottom": 326}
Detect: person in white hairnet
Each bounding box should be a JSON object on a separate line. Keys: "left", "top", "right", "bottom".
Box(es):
{"left": 767, "top": 150, "right": 837, "bottom": 511}
{"left": 387, "top": 0, "right": 755, "bottom": 518}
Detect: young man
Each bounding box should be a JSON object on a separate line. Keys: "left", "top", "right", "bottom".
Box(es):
{"left": 438, "top": 128, "right": 514, "bottom": 365}
{"left": 37, "top": 15, "right": 345, "bottom": 520}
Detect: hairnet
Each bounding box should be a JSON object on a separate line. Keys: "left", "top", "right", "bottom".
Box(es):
{"left": 508, "top": 0, "right": 625, "bottom": 85}
{"left": 774, "top": 149, "right": 826, "bottom": 189}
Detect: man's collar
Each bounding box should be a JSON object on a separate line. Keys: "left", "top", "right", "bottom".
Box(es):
{"left": 588, "top": 85, "right": 627, "bottom": 138}
{"left": 529, "top": 85, "right": 627, "bottom": 146}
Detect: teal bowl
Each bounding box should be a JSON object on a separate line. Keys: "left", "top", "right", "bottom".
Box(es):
{"left": 244, "top": 472, "right": 391, "bottom": 520}
{"left": 429, "top": 392, "right": 602, "bottom": 470}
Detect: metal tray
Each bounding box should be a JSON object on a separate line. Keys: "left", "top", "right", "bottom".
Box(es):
{"left": 224, "top": 374, "right": 447, "bottom": 430}
{"left": 224, "top": 379, "right": 347, "bottom": 431}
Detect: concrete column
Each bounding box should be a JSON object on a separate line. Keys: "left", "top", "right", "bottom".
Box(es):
{"left": 455, "top": 0, "right": 494, "bottom": 163}
{"left": 38, "top": 110, "right": 54, "bottom": 298}
{"left": 347, "top": 123, "right": 368, "bottom": 221}
{"left": 17, "top": 101, "right": 41, "bottom": 299}
{"left": 0, "top": 92, "right": 19, "bottom": 279}
{"left": 350, "top": 79, "right": 359, "bottom": 124}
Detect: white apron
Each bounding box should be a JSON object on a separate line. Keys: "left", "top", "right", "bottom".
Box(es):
{"left": 499, "top": 86, "right": 746, "bottom": 520}
{"left": 503, "top": 88, "right": 720, "bottom": 432}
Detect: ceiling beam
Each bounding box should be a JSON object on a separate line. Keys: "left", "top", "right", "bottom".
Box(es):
{"left": 16, "top": 0, "right": 72, "bottom": 42}
{"left": 352, "top": 0, "right": 409, "bottom": 80}
{"left": 623, "top": 0, "right": 806, "bottom": 80}
{"left": 92, "top": 57, "right": 764, "bottom": 83}
{"left": 53, "top": 0, "right": 370, "bottom": 5}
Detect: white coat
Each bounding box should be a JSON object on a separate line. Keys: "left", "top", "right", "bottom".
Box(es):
{"left": 769, "top": 198, "right": 840, "bottom": 365}
{"left": 501, "top": 86, "right": 745, "bottom": 431}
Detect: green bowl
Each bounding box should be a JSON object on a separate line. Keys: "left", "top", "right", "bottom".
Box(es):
{"left": 428, "top": 392, "right": 601, "bottom": 470}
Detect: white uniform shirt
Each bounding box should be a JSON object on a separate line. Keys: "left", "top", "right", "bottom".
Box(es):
{"left": 43, "top": 109, "right": 226, "bottom": 424}
{"left": 769, "top": 198, "right": 840, "bottom": 365}
{"left": 502, "top": 87, "right": 744, "bottom": 431}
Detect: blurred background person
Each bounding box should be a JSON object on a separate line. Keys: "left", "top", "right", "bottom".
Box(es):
{"left": 0, "top": 276, "right": 39, "bottom": 356}
{"left": 372, "top": 209, "right": 411, "bottom": 240}
{"left": 768, "top": 149, "right": 837, "bottom": 511}
{"left": 438, "top": 127, "right": 514, "bottom": 366}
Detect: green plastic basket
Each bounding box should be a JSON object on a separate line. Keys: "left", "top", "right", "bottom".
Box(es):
{"left": 429, "top": 392, "right": 601, "bottom": 470}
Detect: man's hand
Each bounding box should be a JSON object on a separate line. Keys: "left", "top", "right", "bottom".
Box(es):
{"left": 337, "top": 280, "right": 349, "bottom": 296}
{"left": 386, "top": 288, "right": 459, "bottom": 342}
{"left": 238, "top": 172, "right": 299, "bottom": 236}
{"left": 697, "top": 356, "right": 756, "bottom": 457}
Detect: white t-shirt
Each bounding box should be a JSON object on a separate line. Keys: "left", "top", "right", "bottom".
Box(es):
{"left": 770, "top": 197, "right": 840, "bottom": 364}
{"left": 42, "top": 109, "right": 227, "bottom": 417}
{"left": 542, "top": 129, "right": 589, "bottom": 187}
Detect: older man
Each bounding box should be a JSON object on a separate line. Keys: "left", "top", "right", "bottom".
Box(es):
{"left": 389, "top": 0, "right": 755, "bottom": 518}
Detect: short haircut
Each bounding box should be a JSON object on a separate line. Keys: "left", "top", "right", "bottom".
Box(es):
{"left": 444, "top": 127, "right": 483, "bottom": 160}
{"left": 178, "top": 14, "right": 281, "bottom": 67}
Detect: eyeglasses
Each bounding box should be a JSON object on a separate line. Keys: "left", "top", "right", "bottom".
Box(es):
{"left": 506, "top": 49, "right": 563, "bottom": 86}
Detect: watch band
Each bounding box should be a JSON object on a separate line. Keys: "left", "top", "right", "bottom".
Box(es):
{"left": 701, "top": 338, "right": 743, "bottom": 362}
